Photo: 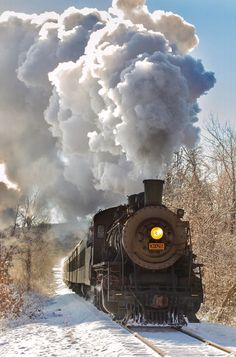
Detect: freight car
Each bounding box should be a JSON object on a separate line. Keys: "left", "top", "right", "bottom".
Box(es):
{"left": 63, "top": 180, "right": 203, "bottom": 326}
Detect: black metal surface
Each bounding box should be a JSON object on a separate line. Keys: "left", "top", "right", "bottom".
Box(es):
{"left": 143, "top": 179, "right": 164, "bottom": 206}
{"left": 63, "top": 179, "right": 203, "bottom": 326}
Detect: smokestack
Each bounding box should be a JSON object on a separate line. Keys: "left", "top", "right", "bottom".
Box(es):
{"left": 143, "top": 179, "right": 164, "bottom": 206}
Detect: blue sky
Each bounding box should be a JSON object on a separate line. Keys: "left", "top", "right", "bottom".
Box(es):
{"left": 0, "top": 0, "right": 235, "bottom": 127}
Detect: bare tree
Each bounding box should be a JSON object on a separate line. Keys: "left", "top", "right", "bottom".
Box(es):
{"left": 16, "top": 190, "right": 50, "bottom": 230}
{"left": 164, "top": 139, "right": 236, "bottom": 324}
{"left": 206, "top": 116, "right": 236, "bottom": 234}
{"left": 10, "top": 190, "right": 51, "bottom": 291}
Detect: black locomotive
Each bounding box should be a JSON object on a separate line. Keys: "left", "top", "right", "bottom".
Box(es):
{"left": 63, "top": 180, "right": 203, "bottom": 326}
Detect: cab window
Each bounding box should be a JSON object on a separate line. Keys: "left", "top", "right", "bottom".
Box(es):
{"left": 97, "top": 225, "right": 105, "bottom": 238}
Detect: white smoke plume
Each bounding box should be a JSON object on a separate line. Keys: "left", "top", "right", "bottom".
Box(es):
{"left": 0, "top": 183, "right": 20, "bottom": 228}
{"left": 111, "top": 0, "right": 198, "bottom": 53}
{"left": 0, "top": 1, "right": 215, "bottom": 224}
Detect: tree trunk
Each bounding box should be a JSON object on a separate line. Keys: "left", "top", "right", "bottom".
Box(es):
{"left": 26, "top": 244, "right": 31, "bottom": 291}
{"left": 217, "top": 284, "right": 236, "bottom": 320}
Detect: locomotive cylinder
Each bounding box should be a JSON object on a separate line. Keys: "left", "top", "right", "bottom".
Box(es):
{"left": 143, "top": 179, "right": 164, "bottom": 206}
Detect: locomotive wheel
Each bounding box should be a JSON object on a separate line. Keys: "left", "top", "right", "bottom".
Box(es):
{"left": 94, "top": 280, "right": 123, "bottom": 319}
{"left": 101, "top": 281, "right": 116, "bottom": 315}
{"left": 75, "top": 284, "right": 83, "bottom": 296}
{"left": 81, "top": 284, "right": 90, "bottom": 300}
{"left": 94, "top": 287, "right": 102, "bottom": 310}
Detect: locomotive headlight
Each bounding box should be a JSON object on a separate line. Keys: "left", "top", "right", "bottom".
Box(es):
{"left": 150, "top": 227, "right": 164, "bottom": 240}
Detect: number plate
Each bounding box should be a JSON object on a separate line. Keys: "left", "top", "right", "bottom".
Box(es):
{"left": 149, "top": 243, "right": 165, "bottom": 250}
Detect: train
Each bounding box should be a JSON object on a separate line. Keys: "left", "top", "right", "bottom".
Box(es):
{"left": 63, "top": 179, "right": 203, "bottom": 326}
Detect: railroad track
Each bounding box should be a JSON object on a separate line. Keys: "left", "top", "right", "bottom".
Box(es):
{"left": 122, "top": 325, "right": 166, "bottom": 356}
{"left": 123, "top": 325, "right": 236, "bottom": 357}
{"left": 74, "top": 289, "right": 235, "bottom": 356}
{"left": 176, "top": 327, "right": 236, "bottom": 355}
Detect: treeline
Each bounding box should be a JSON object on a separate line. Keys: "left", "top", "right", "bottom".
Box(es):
{"left": 0, "top": 194, "right": 57, "bottom": 319}
{"left": 0, "top": 192, "right": 81, "bottom": 319}
{"left": 164, "top": 118, "right": 236, "bottom": 325}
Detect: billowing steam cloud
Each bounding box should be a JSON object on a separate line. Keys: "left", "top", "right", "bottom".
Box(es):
{"left": 0, "top": 0, "right": 215, "bottom": 224}
{"left": 0, "top": 183, "right": 19, "bottom": 228}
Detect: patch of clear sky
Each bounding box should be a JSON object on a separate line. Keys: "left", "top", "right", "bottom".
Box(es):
{"left": 150, "top": 0, "right": 235, "bottom": 128}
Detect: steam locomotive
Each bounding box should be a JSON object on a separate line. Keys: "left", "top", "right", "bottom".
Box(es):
{"left": 63, "top": 180, "right": 203, "bottom": 326}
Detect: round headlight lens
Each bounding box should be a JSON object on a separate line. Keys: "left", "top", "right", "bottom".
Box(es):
{"left": 150, "top": 227, "right": 164, "bottom": 240}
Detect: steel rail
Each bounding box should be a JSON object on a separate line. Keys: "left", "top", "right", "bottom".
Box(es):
{"left": 175, "top": 327, "right": 236, "bottom": 356}
{"left": 123, "top": 324, "right": 236, "bottom": 356}
{"left": 122, "top": 325, "right": 167, "bottom": 356}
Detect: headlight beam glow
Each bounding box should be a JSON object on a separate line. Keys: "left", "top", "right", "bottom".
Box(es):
{"left": 150, "top": 227, "right": 164, "bottom": 240}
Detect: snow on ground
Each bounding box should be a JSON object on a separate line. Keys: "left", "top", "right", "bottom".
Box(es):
{"left": 0, "top": 265, "right": 156, "bottom": 357}
{"left": 138, "top": 326, "right": 235, "bottom": 357}
{"left": 0, "top": 263, "right": 235, "bottom": 357}
{"left": 185, "top": 322, "right": 236, "bottom": 352}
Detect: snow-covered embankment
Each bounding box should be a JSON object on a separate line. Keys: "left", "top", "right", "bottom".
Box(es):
{"left": 0, "top": 264, "right": 156, "bottom": 357}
